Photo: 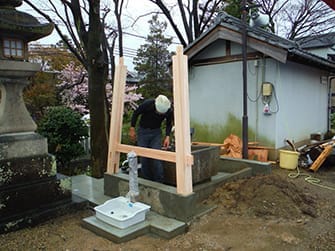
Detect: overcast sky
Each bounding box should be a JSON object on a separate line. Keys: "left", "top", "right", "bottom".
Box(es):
{"left": 19, "top": 0, "right": 180, "bottom": 71}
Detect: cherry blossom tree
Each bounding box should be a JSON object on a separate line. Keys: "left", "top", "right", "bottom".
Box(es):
{"left": 58, "top": 62, "right": 143, "bottom": 116}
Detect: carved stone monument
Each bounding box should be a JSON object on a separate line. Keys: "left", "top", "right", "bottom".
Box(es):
{"left": 0, "top": 0, "right": 77, "bottom": 233}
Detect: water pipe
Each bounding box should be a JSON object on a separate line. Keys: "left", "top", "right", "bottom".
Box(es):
{"left": 126, "top": 151, "right": 139, "bottom": 202}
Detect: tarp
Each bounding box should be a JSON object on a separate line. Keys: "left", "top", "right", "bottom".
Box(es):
{"left": 323, "top": 0, "right": 335, "bottom": 10}
{"left": 223, "top": 134, "right": 242, "bottom": 158}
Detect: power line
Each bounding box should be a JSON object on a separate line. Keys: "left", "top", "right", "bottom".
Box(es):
{"left": 29, "top": 43, "right": 138, "bottom": 59}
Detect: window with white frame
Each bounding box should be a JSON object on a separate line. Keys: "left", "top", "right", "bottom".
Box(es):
{"left": 3, "top": 38, "right": 24, "bottom": 58}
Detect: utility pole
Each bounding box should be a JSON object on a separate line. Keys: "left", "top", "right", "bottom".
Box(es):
{"left": 241, "top": 0, "right": 248, "bottom": 159}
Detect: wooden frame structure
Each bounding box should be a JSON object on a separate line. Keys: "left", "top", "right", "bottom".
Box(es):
{"left": 107, "top": 46, "right": 194, "bottom": 195}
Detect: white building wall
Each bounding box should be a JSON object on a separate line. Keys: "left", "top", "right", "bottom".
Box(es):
{"left": 189, "top": 57, "right": 278, "bottom": 146}
{"left": 273, "top": 61, "right": 328, "bottom": 148}
{"left": 189, "top": 61, "right": 243, "bottom": 125}
{"left": 248, "top": 58, "right": 277, "bottom": 146}
{"left": 189, "top": 52, "right": 329, "bottom": 148}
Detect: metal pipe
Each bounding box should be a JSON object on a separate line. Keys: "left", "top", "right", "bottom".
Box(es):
{"left": 242, "top": 0, "right": 249, "bottom": 159}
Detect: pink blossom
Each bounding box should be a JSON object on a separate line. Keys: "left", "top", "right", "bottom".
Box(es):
{"left": 57, "top": 62, "right": 143, "bottom": 115}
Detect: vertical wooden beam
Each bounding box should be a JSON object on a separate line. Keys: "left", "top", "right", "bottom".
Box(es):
{"left": 106, "top": 48, "right": 194, "bottom": 196}
{"left": 172, "top": 46, "right": 193, "bottom": 195}
{"left": 226, "top": 40, "right": 231, "bottom": 56}
{"left": 107, "top": 58, "right": 127, "bottom": 173}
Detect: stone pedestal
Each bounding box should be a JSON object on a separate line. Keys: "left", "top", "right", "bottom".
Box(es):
{"left": 0, "top": 154, "right": 71, "bottom": 216}
{"left": 0, "top": 132, "right": 47, "bottom": 159}
{"left": 0, "top": 64, "right": 80, "bottom": 234}
{"left": 0, "top": 1, "right": 84, "bottom": 234}
{"left": 0, "top": 143, "right": 75, "bottom": 233}
{"left": 0, "top": 60, "right": 40, "bottom": 134}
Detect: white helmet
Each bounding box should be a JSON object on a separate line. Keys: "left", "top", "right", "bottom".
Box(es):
{"left": 155, "top": 95, "right": 171, "bottom": 113}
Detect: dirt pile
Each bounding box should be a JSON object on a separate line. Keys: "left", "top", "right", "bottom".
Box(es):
{"left": 207, "top": 174, "right": 319, "bottom": 219}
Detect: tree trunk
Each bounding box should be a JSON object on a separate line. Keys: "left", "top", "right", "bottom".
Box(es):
{"left": 88, "top": 68, "right": 109, "bottom": 178}
{"left": 87, "top": 0, "right": 109, "bottom": 178}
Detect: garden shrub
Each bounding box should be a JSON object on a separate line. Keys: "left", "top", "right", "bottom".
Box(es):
{"left": 37, "top": 106, "right": 89, "bottom": 172}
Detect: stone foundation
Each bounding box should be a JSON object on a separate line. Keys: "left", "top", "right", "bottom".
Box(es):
{"left": 0, "top": 154, "right": 75, "bottom": 233}
{"left": 163, "top": 145, "right": 219, "bottom": 186}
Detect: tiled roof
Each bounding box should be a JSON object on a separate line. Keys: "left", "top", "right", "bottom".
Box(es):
{"left": 185, "top": 12, "right": 335, "bottom": 72}
{"left": 217, "top": 12, "right": 297, "bottom": 49}
{"left": 296, "top": 32, "right": 335, "bottom": 49}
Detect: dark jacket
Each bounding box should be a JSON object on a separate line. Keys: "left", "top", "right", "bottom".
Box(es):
{"left": 131, "top": 99, "right": 173, "bottom": 136}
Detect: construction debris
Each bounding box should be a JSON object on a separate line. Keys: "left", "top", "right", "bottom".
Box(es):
{"left": 222, "top": 134, "right": 242, "bottom": 158}
{"left": 294, "top": 139, "right": 335, "bottom": 172}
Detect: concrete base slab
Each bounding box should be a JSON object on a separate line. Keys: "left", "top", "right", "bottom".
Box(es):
{"left": 82, "top": 216, "right": 149, "bottom": 243}
{"left": 82, "top": 211, "right": 187, "bottom": 243}
{"left": 146, "top": 211, "right": 188, "bottom": 239}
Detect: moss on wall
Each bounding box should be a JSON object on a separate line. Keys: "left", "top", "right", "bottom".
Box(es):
{"left": 191, "top": 113, "right": 241, "bottom": 142}
{"left": 191, "top": 113, "right": 274, "bottom": 146}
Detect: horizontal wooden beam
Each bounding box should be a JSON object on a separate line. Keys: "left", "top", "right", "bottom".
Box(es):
{"left": 190, "top": 52, "right": 262, "bottom": 66}
{"left": 116, "top": 143, "right": 194, "bottom": 166}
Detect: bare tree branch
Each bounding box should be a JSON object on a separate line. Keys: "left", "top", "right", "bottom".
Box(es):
{"left": 149, "top": 0, "right": 223, "bottom": 46}
{"left": 258, "top": 0, "right": 335, "bottom": 39}
{"left": 150, "top": 0, "right": 188, "bottom": 46}
{"left": 23, "top": 0, "right": 87, "bottom": 67}
{"left": 113, "top": 0, "right": 124, "bottom": 57}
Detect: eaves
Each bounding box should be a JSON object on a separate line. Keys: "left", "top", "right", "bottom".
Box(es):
{"left": 184, "top": 13, "right": 335, "bottom": 73}
{"left": 288, "top": 47, "right": 335, "bottom": 73}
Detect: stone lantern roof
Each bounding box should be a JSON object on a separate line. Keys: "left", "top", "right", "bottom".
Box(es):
{"left": 0, "top": 0, "right": 54, "bottom": 42}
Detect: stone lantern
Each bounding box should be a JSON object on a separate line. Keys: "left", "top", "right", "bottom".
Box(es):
{"left": 0, "top": 0, "right": 54, "bottom": 133}
{"left": 0, "top": 0, "right": 78, "bottom": 233}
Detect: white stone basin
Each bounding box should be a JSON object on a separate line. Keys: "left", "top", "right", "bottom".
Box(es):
{"left": 94, "top": 196, "right": 150, "bottom": 229}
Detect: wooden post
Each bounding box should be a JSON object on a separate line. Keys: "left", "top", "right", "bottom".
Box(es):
{"left": 107, "top": 58, "right": 127, "bottom": 173}
{"left": 106, "top": 48, "right": 193, "bottom": 196}
{"left": 173, "top": 46, "right": 193, "bottom": 195}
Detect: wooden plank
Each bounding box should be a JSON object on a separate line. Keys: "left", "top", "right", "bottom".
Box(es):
{"left": 173, "top": 45, "right": 193, "bottom": 195}
{"left": 192, "top": 141, "right": 225, "bottom": 147}
{"left": 107, "top": 58, "right": 127, "bottom": 174}
{"left": 116, "top": 143, "right": 193, "bottom": 165}
{"left": 217, "top": 28, "right": 288, "bottom": 63}
{"left": 185, "top": 29, "right": 221, "bottom": 59}
{"left": 309, "top": 144, "right": 334, "bottom": 172}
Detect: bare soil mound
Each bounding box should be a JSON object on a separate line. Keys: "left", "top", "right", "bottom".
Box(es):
{"left": 207, "top": 174, "right": 318, "bottom": 219}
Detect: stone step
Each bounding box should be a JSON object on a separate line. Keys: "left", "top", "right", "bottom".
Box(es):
{"left": 82, "top": 211, "right": 187, "bottom": 243}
